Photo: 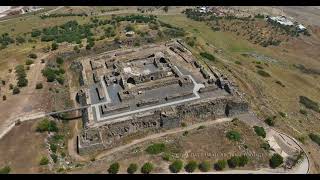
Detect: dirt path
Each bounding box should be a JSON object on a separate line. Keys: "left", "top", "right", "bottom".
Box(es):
{"left": 95, "top": 117, "right": 232, "bottom": 160}
{"left": 0, "top": 53, "right": 50, "bottom": 140}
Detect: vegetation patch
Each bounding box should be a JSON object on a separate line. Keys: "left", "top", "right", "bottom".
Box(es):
{"left": 39, "top": 157, "right": 49, "bottom": 166}
{"left": 184, "top": 161, "right": 197, "bottom": 173}
{"left": 264, "top": 116, "right": 276, "bottom": 126}
{"left": 309, "top": 133, "right": 320, "bottom": 146}
{"left": 257, "top": 70, "right": 271, "bottom": 77}
{"left": 127, "top": 163, "right": 138, "bottom": 174}
{"left": 36, "top": 118, "right": 58, "bottom": 133}
{"left": 108, "top": 162, "right": 120, "bottom": 174}
{"left": 299, "top": 96, "right": 320, "bottom": 113}
{"left": 227, "top": 155, "right": 249, "bottom": 168}
{"left": 0, "top": 166, "right": 11, "bottom": 174}
{"left": 145, "top": 143, "right": 166, "bottom": 155}
{"left": 15, "top": 65, "right": 28, "bottom": 87}
{"left": 198, "top": 161, "right": 210, "bottom": 172}
{"left": 141, "top": 162, "right": 154, "bottom": 174}
{"left": 269, "top": 153, "right": 283, "bottom": 168}
{"left": 200, "top": 52, "right": 215, "bottom": 61}
{"left": 214, "top": 160, "right": 227, "bottom": 171}
{"left": 226, "top": 130, "right": 241, "bottom": 141}
{"left": 169, "top": 160, "right": 183, "bottom": 173}
{"left": 253, "top": 126, "right": 266, "bottom": 138}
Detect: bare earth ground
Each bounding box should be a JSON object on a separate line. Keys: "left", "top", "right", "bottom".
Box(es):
{"left": 0, "top": 119, "right": 48, "bottom": 173}
{"left": 0, "top": 53, "right": 51, "bottom": 140}
{"left": 69, "top": 117, "right": 269, "bottom": 174}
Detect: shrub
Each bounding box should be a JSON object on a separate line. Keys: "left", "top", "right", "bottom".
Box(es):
{"left": 51, "top": 42, "right": 58, "bottom": 50}
{"left": 226, "top": 131, "right": 241, "bottom": 141}
{"left": 265, "top": 116, "right": 276, "bottom": 126}
{"left": 9, "top": 83, "right": 13, "bottom": 89}
{"left": 39, "top": 157, "right": 49, "bottom": 165}
{"left": 197, "top": 125, "right": 206, "bottom": 130}
{"left": 108, "top": 162, "right": 120, "bottom": 174}
{"left": 145, "top": 143, "right": 166, "bottom": 155}
{"left": 162, "top": 153, "right": 173, "bottom": 161}
{"left": 183, "top": 131, "right": 189, "bottom": 136}
{"left": 253, "top": 126, "right": 266, "bottom": 138}
{"left": 25, "top": 59, "right": 34, "bottom": 65}
{"left": 56, "top": 57, "right": 64, "bottom": 65}
{"left": 184, "top": 161, "right": 197, "bottom": 173}
{"left": 141, "top": 162, "right": 153, "bottom": 174}
{"left": 3, "top": 95, "right": 6, "bottom": 101}
{"left": 309, "top": 133, "right": 320, "bottom": 146}
{"left": 275, "top": 80, "right": 285, "bottom": 87}
{"left": 235, "top": 61, "right": 242, "bottom": 65}
{"left": 269, "top": 153, "right": 283, "bottom": 168}
{"left": 36, "top": 118, "right": 58, "bottom": 133}
{"left": 50, "top": 143, "right": 57, "bottom": 153}
{"left": 198, "top": 161, "right": 210, "bottom": 172}
{"left": 0, "top": 166, "right": 11, "bottom": 174}
{"left": 238, "top": 155, "right": 249, "bottom": 167}
{"left": 227, "top": 156, "right": 240, "bottom": 168}
{"left": 279, "top": 111, "right": 287, "bottom": 118}
{"left": 214, "top": 160, "right": 226, "bottom": 170}
{"left": 127, "top": 163, "right": 138, "bottom": 174}
{"left": 50, "top": 153, "right": 58, "bottom": 163}
{"left": 299, "top": 96, "right": 320, "bottom": 112}
{"left": 181, "top": 122, "right": 187, "bottom": 127}
{"left": 28, "top": 53, "right": 37, "bottom": 59}
{"left": 299, "top": 109, "right": 307, "bottom": 115}
{"left": 200, "top": 52, "right": 215, "bottom": 61}
{"left": 260, "top": 142, "right": 271, "bottom": 150}
{"left": 257, "top": 70, "right": 271, "bottom": 77}
{"left": 169, "top": 160, "right": 183, "bottom": 173}
{"left": 12, "top": 86, "right": 20, "bottom": 95}
{"left": 36, "top": 83, "right": 43, "bottom": 89}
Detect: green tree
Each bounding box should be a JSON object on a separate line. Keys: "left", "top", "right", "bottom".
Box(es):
{"left": 108, "top": 162, "right": 120, "bottom": 174}
{"left": 227, "top": 156, "right": 240, "bottom": 168}
{"left": 214, "top": 160, "right": 226, "bottom": 170}
{"left": 141, "top": 162, "right": 154, "bottom": 174}
{"left": 51, "top": 42, "right": 58, "bottom": 50}
{"left": 28, "top": 53, "right": 37, "bottom": 59}
{"left": 127, "top": 163, "right": 138, "bottom": 174}
{"left": 198, "top": 161, "right": 210, "bottom": 172}
{"left": 0, "top": 166, "right": 11, "bottom": 174}
{"left": 309, "top": 133, "right": 320, "bottom": 146}
{"left": 145, "top": 143, "right": 166, "bottom": 155}
{"left": 226, "top": 131, "right": 241, "bottom": 141}
{"left": 184, "top": 161, "right": 197, "bottom": 173}
{"left": 265, "top": 116, "right": 276, "bottom": 126}
{"left": 36, "top": 118, "right": 58, "bottom": 133}
{"left": 56, "top": 57, "right": 64, "bottom": 65}
{"left": 36, "top": 83, "right": 43, "bottom": 89}
{"left": 169, "top": 160, "right": 183, "bottom": 173}
{"left": 26, "top": 59, "right": 34, "bottom": 65}
{"left": 253, "top": 126, "right": 266, "bottom": 138}
{"left": 39, "top": 157, "right": 49, "bottom": 165}
{"left": 269, "top": 153, "right": 283, "bottom": 168}
{"left": 12, "top": 86, "right": 20, "bottom": 95}
{"left": 238, "top": 155, "right": 249, "bottom": 167}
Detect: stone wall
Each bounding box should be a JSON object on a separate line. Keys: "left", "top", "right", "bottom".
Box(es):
{"left": 78, "top": 96, "right": 248, "bottom": 155}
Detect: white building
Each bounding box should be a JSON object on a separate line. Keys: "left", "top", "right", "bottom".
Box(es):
{"left": 268, "top": 16, "right": 294, "bottom": 26}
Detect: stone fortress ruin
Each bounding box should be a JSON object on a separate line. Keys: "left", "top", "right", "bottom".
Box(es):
{"left": 76, "top": 39, "right": 248, "bottom": 154}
